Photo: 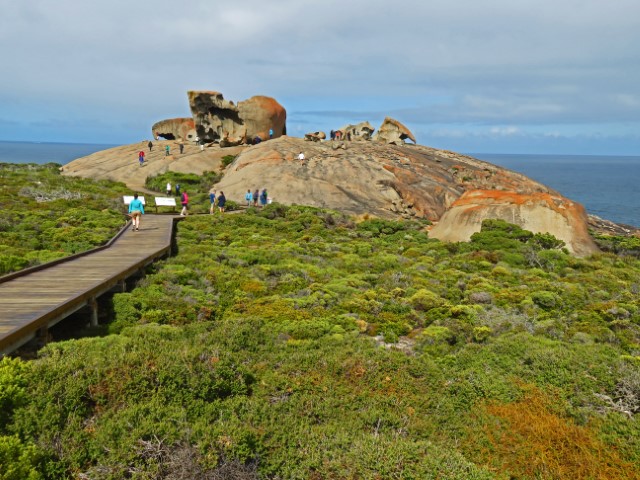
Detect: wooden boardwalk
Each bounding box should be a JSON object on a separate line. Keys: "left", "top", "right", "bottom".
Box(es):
{"left": 0, "top": 215, "right": 178, "bottom": 355}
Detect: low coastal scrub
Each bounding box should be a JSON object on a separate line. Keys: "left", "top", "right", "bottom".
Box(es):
{"left": 0, "top": 163, "right": 129, "bottom": 275}
{"left": 2, "top": 167, "right": 640, "bottom": 478}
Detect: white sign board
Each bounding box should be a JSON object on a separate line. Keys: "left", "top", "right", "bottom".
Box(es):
{"left": 123, "top": 196, "right": 146, "bottom": 205}
{"left": 155, "top": 197, "right": 177, "bottom": 207}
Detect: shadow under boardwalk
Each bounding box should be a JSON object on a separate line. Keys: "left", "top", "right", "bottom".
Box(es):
{"left": 0, "top": 215, "right": 178, "bottom": 355}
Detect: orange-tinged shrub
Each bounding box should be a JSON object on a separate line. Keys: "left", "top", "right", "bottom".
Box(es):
{"left": 465, "top": 385, "right": 639, "bottom": 479}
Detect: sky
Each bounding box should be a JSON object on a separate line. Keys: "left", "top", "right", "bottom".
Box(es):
{"left": 1, "top": 0, "right": 639, "bottom": 155}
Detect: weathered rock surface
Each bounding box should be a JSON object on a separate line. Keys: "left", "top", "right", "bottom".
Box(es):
{"left": 151, "top": 118, "right": 196, "bottom": 141}
{"left": 62, "top": 136, "right": 637, "bottom": 255}
{"left": 373, "top": 117, "right": 416, "bottom": 144}
{"left": 188, "top": 91, "right": 286, "bottom": 146}
{"left": 337, "top": 121, "right": 375, "bottom": 141}
{"left": 428, "top": 190, "right": 600, "bottom": 256}
{"left": 305, "top": 131, "right": 326, "bottom": 142}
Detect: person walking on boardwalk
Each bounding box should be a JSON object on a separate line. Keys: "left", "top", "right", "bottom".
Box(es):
{"left": 166, "top": 181, "right": 172, "bottom": 196}
{"left": 165, "top": 145, "right": 170, "bottom": 156}
{"left": 128, "top": 193, "right": 144, "bottom": 231}
{"left": 138, "top": 150, "right": 145, "bottom": 166}
{"left": 217, "top": 191, "right": 226, "bottom": 213}
{"left": 245, "top": 189, "right": 252, "bottom": 206}
{"left": 180, "top": 190, "right": 189, "bottom": 216}
{"left": 209, "top": 189, "right": 216, "bottom": 214}
{"left": 260, "top": 188, "right": 268, "bottom": 207}
{"left": 253, "top": 188, "right": 259, "bottom": 207}
{"left": 176, "top": 183, "right": 181, "bottom": 196}
{"left": 148, "top": 140, "right": 153, "bottom": 151}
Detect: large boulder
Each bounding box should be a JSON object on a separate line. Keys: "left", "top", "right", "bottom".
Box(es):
{"left": 151, "top": 118, "right": 196, "bottom": 141}
{"left": 188, "top": 91, "right": 286, "bottom": 146}
{"left": 428, "top": 190, "right": 599, "bottom": 256}
{"left": 373, "top": 117, "right": 416, "bottom": 144}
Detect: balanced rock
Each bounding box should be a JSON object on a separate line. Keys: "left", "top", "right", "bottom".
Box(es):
{"left": 373, "top": 117, "right": 416, "bottom": 145}
{"left": 428, "top": 190, "right": 599, "bottom": 256}
{"left": 188, "top": 91, "right": 286, "bottom": 146}
{"left": 151, "top": 118, "right": 196, "bottom": 141}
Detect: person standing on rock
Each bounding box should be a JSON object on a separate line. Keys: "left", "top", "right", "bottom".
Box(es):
{"left": 128, "top": 193, "right": 144, "bottom": 231}
{"left": 245, "top": 189, "right": 252, "bottom": 206}
{"left": 209, "top": 189, "right": 216, "bottom": 214}
{"left": 165, "top": 145, "right": 170, "bottom": 156}
{"left": 253, "top": 189, "right": 259, "bottom": 207}
{"left": 217, "top": 191, "right": 226, "bottom": 214}
{"left": 180, "top": 190, "right": 189, "bottom": 216}
{"left": 148, "top": 140, "right": 153, "bottom": 152}
{"left": 138, "top": 150, "right": 145, "bottom": 166}
{"left": 260, "top": 188, "right": 268, "bottom": 207}
{"left": 297, "top": 152, "right": 305, "bottom": 164}
{"left": 179, "top": 142, "right": 184, "bottom": 154}
{"left": 166, "top": 181, "right": 172, "bottom": 196}
{"left": 269, "top": 128, "right": 274, "bottom": 139}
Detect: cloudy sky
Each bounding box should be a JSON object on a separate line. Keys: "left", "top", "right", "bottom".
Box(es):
{"left": 1, "top": 0, "right": 639, "bottom": 154}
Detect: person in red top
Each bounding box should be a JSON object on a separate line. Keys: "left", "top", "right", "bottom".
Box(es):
{"left": 180, "top": 190, "right": 189, "bottom": 216}
{"left": 138, "top": 150, "right": 145, "bottom": 166}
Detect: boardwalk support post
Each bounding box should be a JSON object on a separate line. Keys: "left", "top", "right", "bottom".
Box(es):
{"left": 89, "top": 297, "right": 98, "bottom": 327}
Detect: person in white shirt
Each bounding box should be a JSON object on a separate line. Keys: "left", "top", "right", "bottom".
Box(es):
{"left": 297, "top": 152, "right": 305, "bottom": 163}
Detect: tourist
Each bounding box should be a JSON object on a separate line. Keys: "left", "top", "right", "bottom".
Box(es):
{"left": 128, "top": 193, "right": 144, "bottom": 231}
{"left": 179, "top": 143, "right": 184, "bottom": 154}
{"left": 166, "top": 181, "right": 172, "bottom": 196}
{"left": 209, "top": 189, "right": 216, "bottom": 214}
{"left": 269, "top": 128, "right": 274, "bottom": 139}
{"left": 330, "top": 130, "right": 335, "bottom": 140}
{"left": 297, "top": 152, "right": 305, "bottom": 163}
{"left": 180, "top": 190, "right": 189, "bottom": 216}
{"left": 245, "top": 189, "right": 253, "bottom": 206}
{"left": 165, "top": 145, "right": 170, "bottom": 156}
{"left": 148, "top": 140, "right": 153, "bottom": 151}
{"left": 260, "top": 188, "right": 268, "bottom": 207}
{"left": 138, "top": 150, "right": 145, "bottom": 166}
{"left": 199, "top": 139, "right": 205, "bottom": 151}
{"left": 176, "top": 183, "right": 181, "bottom": 196}
{"left": 217, "top": 191, "right": 226, "bottom": 213}
{"left": 253, "top": 189, "right": 259, "bottom": 207}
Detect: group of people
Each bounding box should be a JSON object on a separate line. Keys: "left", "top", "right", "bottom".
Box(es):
{"left": 128, "top": 182, "right": 270, "bottom": 231}
{"left": 245, "top": 188, "right": 269, "bottom": 207}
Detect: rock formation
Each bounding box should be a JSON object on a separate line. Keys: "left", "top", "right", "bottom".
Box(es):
{"left": 305, "top": 131, "right": 326, "bottom": 142}
{"left": 373, "top": 117, "right": 416, "bottom": 145}
{"left": 151, "top": 118, "right": 196, "bottom": 141}
{"left": 428, "top": 190, "right": 600, "bottom": 256}
{"left": 337, "top": 121, "right": 375, "bottom": 141}
{"left": 188, "top": 91, "right": 286, "bottom": 146}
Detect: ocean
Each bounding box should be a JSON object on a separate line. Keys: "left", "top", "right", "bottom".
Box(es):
{"left": 0, "top": 140, "right": 116, "bottom": 166}
{"left": 0, "top": 141, "right": 638, "bottom": 228}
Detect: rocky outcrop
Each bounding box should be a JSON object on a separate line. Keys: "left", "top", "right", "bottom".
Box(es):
{"left": 188, "top": 91, "right": 286, "bottom": 146}
{"left": 336, "top": 121, "right": 375, "bottom": 141}
{"left": 428, "top": 190, "right": 599, "bottom": 256}
{"left": 151, "top": 118, "right": 196, "bottom": 141}
{"left": 305, "top": 131, "right": 326, "bottom": 142}
{"left": 373, "top": 117, "right": 416, "bottom": 145}
{"left": 213, "top": 136, "right": 558, "bottom": 220}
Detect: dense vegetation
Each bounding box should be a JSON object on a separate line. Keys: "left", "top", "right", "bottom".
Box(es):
{"left": 1, "top": 165, "right": 639, "bottom": 479}
{"left": 0, "top": 163, "right": 129, "bottom": 275}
